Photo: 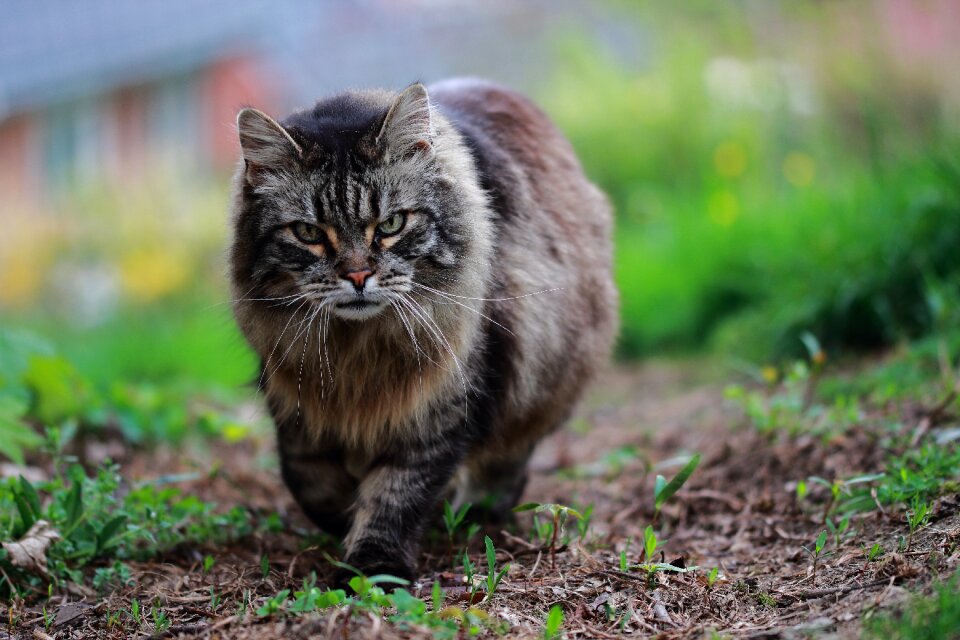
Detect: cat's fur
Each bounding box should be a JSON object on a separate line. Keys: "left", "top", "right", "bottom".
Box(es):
{"left": 229, "top": 78, "right": 617, "bottom": 582}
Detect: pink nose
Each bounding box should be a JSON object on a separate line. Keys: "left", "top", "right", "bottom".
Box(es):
{"left": 344, "top": 269, "right": 373, "bottom": 290}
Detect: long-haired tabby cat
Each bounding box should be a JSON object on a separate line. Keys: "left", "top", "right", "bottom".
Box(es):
{"left": 229, "top": 78, "right": 617, "bottom": 582}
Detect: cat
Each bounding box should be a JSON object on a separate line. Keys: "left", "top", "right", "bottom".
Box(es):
{"left": 229, "top": 78, "right": 617, "bottom": 583}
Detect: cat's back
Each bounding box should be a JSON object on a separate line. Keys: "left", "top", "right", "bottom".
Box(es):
{"left": 430, "top": 77, "right": 613, "bottom": 269}
{"left": 431, "top": 78, "right": 617, "bottom": 457}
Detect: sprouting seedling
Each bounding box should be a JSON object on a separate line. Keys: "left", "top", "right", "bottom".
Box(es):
{"left": 706, "top": 567, "right": 720, "bottom": 590}
{"left": 905, "top": 499, "right": 930, "bottom": 551}
{"left": 462, "top": 550, "right": 478, "bottom": 601}
{"left": 576, "top": 504, "right": 594, "bottom": 542}
{"left": 825, "top": 515, "right": 851, "bottom": 547}
{"left": 513, "top": 502, "right": 584, "bottom": 567}
{"left": 866, "top": 543, "right": 884, "bottom": 563}
{"left": 619, "top": 538, "right": 632, "bottom": 572}
{"left": 801, "top": 530, "right": 830, "bottom": 582}
{"left": 653, "top": 453, "right": 701, "bottom": 521}
{"left": 442, "top": 500, "right": 471, "bottom": 540}
{"left": 442, "top": 500, "right": 472, "bottom": 559}
{"left": 543, "top": 605, "right": 564, "bottom": 640}
{"left": 643, "top": 525, "right": 658, "bottom": 565}
{"left": 484, "top": 536, "right": 509, "bottom": 599}
{"left": 796, "top": 479, "right": 808, "bottom": 502}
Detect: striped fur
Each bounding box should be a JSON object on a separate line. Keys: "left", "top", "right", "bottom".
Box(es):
{"left": 229, "top": 79, "right": 618, "bottom": 582}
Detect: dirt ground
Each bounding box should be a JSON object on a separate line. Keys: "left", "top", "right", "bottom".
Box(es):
{"left": 9, "top": 361, "right": 960, "bottom": 639}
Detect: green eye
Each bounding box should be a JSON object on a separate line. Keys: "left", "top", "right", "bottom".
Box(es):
{"left": 292, "top": 222, "right": 323, "bottom": 244}
{"left": 377, "top": 212, "right": 407, "bottom": 236}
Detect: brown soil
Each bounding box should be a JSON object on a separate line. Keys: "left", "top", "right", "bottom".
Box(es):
{"left": 9, "top": 362, "right": 960, "bottom": 639}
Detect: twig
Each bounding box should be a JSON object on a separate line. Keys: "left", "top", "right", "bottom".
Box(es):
{"left": 146, "top": 623, "right": 209, "bottom": 639}
{"left": 776, "top": 577, "right": 889, "bottom": 605}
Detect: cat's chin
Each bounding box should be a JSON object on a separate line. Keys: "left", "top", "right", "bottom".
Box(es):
{"left": 330, "top": 299, "right": 388, "bottom": 321}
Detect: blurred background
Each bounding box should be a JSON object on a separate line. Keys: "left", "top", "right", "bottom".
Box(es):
{"left": 2, "top": 0, "right": 960, "bottom": 448}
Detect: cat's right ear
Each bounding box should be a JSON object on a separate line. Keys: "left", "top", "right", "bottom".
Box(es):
{"left": 237, "top": 108, "right": 301, "bottom": 185}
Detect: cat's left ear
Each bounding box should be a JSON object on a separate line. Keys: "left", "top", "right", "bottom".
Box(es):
{"left": 376, "top": 83, "right": 434, "bottom": 161}
{"left": 237, "top": 108, "right": 302, "bottom": 185}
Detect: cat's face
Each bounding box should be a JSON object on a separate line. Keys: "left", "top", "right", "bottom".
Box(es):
{"left": 231, "top": 85, "right": 467, "bottom": 323}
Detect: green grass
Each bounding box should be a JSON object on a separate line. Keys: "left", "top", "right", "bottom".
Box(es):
{"left": 538, "top": 6, "right": 960, "bottom": 361}
{"left": 0, "top": 430, "right": 254, "bottom": 598}
{"left": 866, "top": 574, "right": 960, "bottom": 640}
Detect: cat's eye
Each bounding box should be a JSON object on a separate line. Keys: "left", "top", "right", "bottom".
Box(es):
{"left": 292, "top": 222, "right": 323, "bottom": 244}
{"left": 377, "top": 212, "right": 407, "bottom": 236}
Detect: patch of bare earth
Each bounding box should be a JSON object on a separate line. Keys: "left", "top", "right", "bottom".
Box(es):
{"left": 11, "top": 362, "right": 960, "bottom": 639}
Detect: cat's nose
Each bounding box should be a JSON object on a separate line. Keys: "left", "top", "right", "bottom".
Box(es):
{"left": 343, "top": 268, "right": 374, "bottom": 292}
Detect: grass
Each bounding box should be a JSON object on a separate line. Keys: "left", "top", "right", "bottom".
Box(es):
{"left": 539, "top": 5, "right": 960, "bottom": 361}
{"left": 0, "top": 430, "right": 254, "bottom": 599}
{"left": 866, "top": 573, "right": 960, "bottom": 640}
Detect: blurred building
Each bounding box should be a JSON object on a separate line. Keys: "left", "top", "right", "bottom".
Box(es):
{"left": 0, "top": 0, "right": 607, "bottom": 213}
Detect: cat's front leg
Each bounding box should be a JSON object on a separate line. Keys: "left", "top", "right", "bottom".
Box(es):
{"left": 338, "top": 430, "right": 464, "bottom": 583}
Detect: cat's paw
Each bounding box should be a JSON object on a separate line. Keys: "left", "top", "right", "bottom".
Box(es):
{"left": 332, "top": 550, "right": 415, "bottom": 590}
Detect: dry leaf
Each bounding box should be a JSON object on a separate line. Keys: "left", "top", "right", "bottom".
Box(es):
{"left": 2, "top": 519, "right": 60, "bottom": 575}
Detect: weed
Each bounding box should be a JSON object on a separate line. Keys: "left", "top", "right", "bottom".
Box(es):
{"left": 255, "top": 590, "right": 290, "bottom": 617}
{"left": 151, "top": 602, "right": 170, "bottom": 633}
{"left": 865, "top": 573, "right": 960, "bottom": 640}
{"left": 707, "top": 567, "right": 720, "bottom": 590}
{"left": 802, "top": 531, "right": 830, "bottom": 582}
{"left": 654, "top": 453, "right": 701, "bottom": 521}
{"left": 543, "top": 605, "right": 564, "bottom": 640}
{"left": 484, "top": 536, "right": 509, "bottom": 599}
{"left": 905, "top": 499, "right": 931, "bottom": 551}
{"left": 129, "top": 598, "right": 142, "bottom": 627}
{"left": 826, "top": 515, "right": 851, "bottom": 548}
{"left": 513, "top": 502, "right": 584, "bottom": 566}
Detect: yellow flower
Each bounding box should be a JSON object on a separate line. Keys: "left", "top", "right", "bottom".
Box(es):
{"left": 119, "top": 248, "right": 188, "bottom": 302}
{"left": 761, "top": 366, "right": 779, "bottom": 384}
{"left": 0, "top": 246, "right": 48, "bottom": 308}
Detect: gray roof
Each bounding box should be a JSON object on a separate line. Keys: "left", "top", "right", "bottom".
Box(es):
{"left": 0, "top": 0, "right": 275, "bottom": 118}
{"left": 0, "top": 0, "right": 638, "bottom": 120}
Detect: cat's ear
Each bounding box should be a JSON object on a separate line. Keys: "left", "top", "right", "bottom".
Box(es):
{"left": 237, "top": 108, "right": 301, "bottom": 184}
{"left": 376, "top": 83, "right": 433, "bottom": 160}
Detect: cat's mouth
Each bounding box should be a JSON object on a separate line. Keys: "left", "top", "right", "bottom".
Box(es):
{"left": 331, "top": 297, "right": 388, "bottom": 321}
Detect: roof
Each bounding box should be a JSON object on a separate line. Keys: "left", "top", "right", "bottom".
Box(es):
{"left": 0, "top": 0, "right": 275, "bottom": 118}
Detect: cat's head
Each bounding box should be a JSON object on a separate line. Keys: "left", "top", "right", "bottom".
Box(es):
{"left": 229, "top": 83, "right": 487, "bottom": 326}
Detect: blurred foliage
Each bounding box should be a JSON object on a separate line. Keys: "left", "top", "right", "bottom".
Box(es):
{"left": 1, "top": 2, "right": 959, "bottom": 399}
{"left": 0, "top": 328, "right": 256, "bottom": 464}
{"left": 0, "top": 431, "right": 253, "bottom": 598}
{"left": 541, "top": 2, "right": 960, "bottom": 360}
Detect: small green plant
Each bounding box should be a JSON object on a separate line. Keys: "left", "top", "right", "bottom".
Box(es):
{"left": 825, "top": 515, "right": 851, "bottom": 547}
{"left": 543, "top": 605, "right": 564, "bottom": 640}
{"left": 129, "top": 599, "right": 142, "bottom": 627}
{"left": 513, "top": 502, "right": 583, "bottom": 566}
{"left": 442, "top": 500, "right": 472, "bottom": 559}
{"left": 151, "top": 602, "right": 170, "bottom": 633}
{"left": 865, "top": 573, "right": 960, "bottom": 640}
{"left": 866, "top": 543, "right": 884, "bottom": 562}
{"left": 802, "top": 530, "right": 830, "bottom": 582}
{"left": 202, "top": 554, "right": 216, "bottom": 574}
{"left": 619, "top": 538, "right": 631, "bottom": 572}
{"left": 256, "top": 590, "right": 290, "bottom": 617}
{"left": 484, "top": 536, "right": 509, "bottom": 599}
{"left": 905, "top": 499, "right": 930, "bottom": 551}
{"left": 706, "top": 567, "right": 720, "bottom": 590}
{"left": 654, "top": 453, "right": 701, "bottom": 520}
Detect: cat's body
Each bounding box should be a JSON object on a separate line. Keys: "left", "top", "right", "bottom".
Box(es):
{"left": 229, "top": 78, "right": 617, "bottom": 581}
